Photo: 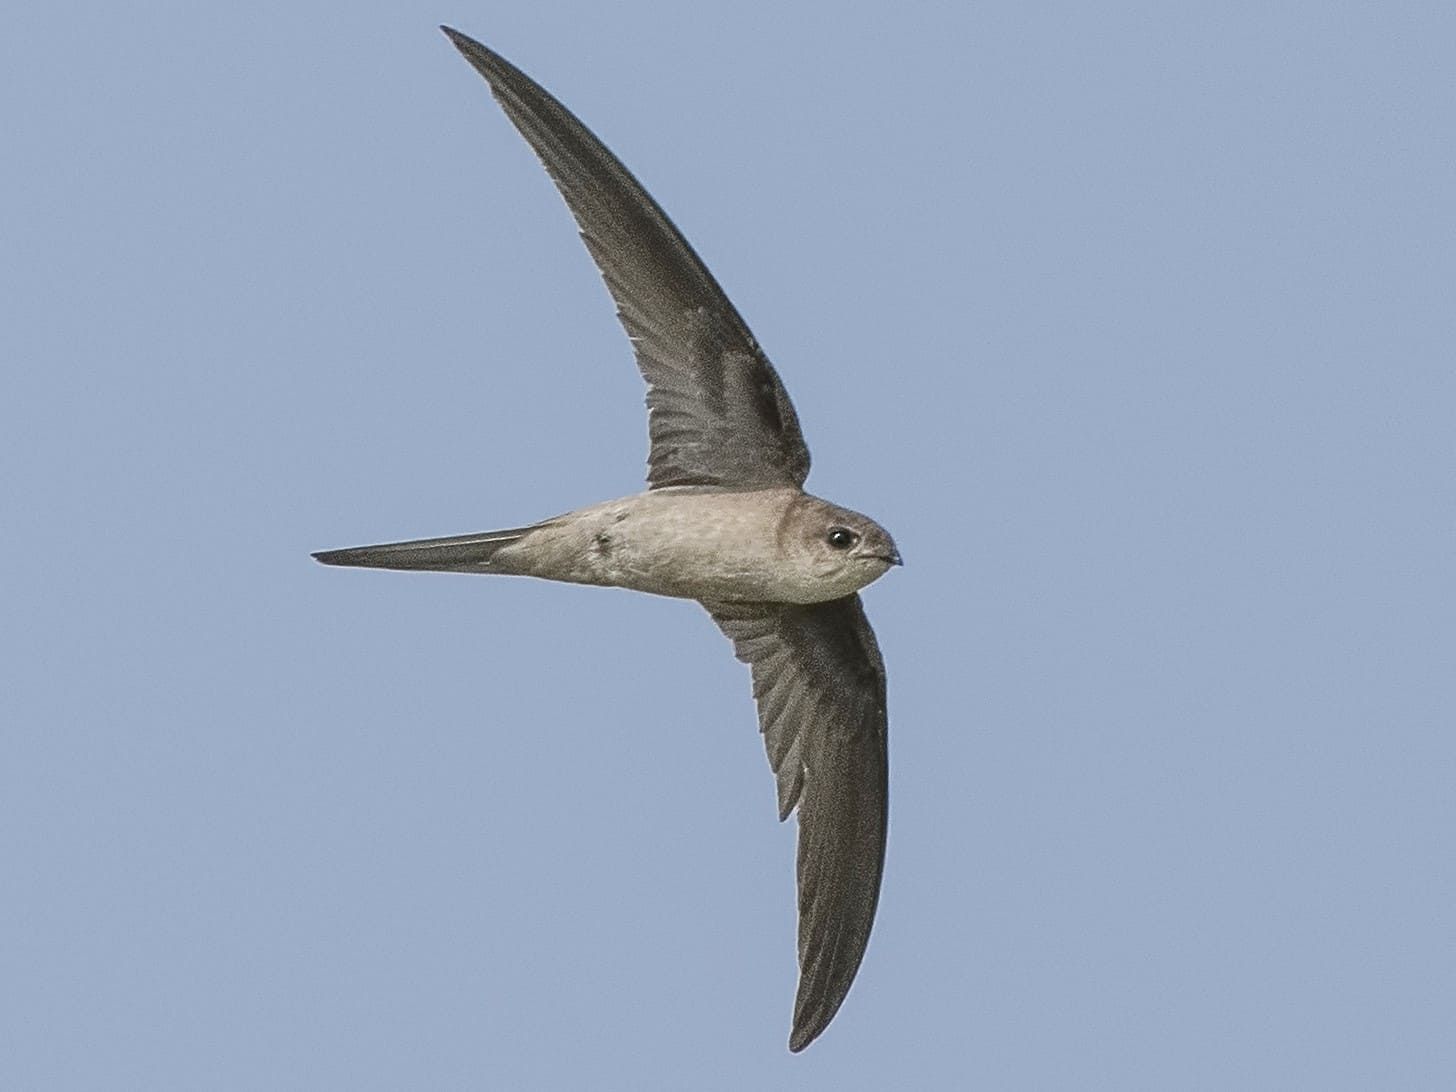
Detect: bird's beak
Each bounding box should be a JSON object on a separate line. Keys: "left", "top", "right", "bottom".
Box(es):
{"left": 312, "top": 531, "right": 511, "bottom": 574}
{"left": 879, "top": 550, "right": 904, "bottom": 567}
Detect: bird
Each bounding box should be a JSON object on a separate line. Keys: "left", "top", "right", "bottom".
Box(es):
{"left": 314, "top": 25, "right": 902, "bottom": 1052}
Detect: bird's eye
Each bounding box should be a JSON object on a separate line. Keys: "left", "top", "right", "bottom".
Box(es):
{"left": 826, "top": 526, "right": 859, "bottom": 550}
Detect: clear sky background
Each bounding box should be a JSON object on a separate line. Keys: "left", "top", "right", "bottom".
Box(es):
{"left": 4, "top": 2, "right": 1453, "bottom": 1088}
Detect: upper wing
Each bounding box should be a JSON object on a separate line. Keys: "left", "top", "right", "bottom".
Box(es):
{"left": 706, "top": 595, "right": 888, "bottom": 1052}
{"left": 442, "top": 27, "right": 812, "bottom": 490}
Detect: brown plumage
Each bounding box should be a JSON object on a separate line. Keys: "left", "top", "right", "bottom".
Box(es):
{"left": 315, "top": 27, "right": 902, "bottom": 1051}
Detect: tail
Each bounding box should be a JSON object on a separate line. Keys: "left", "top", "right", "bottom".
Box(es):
{"left": 312, "top": 524, "right": 539, "bottom": 574}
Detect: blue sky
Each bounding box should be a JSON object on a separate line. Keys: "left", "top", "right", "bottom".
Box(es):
{"left": 4, "top": 2, "right": 1453, "bottom": 1088}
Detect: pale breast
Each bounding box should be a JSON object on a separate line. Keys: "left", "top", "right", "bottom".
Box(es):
{"left": 497, "top": 488, "right": 798, "bottom": 601}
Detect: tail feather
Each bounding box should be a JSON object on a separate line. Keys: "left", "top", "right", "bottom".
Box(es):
{"left": 312, "top": 525, "right": 537, "bottom": 573}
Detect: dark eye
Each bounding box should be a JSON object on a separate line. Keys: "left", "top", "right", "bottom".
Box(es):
{"left": 826, "top": 526, "right": 859, "bottom": 550}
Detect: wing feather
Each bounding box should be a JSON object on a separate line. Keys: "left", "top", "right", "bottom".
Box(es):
{"left": 707, "top": 595, "right": 888, "bottom": 1051}
{"left": 442, "top": 27, "right": 812, "bottom": 490}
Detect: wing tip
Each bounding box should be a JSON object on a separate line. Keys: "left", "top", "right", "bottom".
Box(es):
{"left": 788, "top": 1011, "right": 827, "bottom": 1053}
{"left": 439, "top": 24, "right": 472, "bottom": 55}
{"left": 439, "top": 25, "right": 501, "bottom": 75}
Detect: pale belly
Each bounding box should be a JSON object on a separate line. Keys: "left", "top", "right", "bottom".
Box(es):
{"left": 490, "top": 488, "right": 858, "bottom": 603}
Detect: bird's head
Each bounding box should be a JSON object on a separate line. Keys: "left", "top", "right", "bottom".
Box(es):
{"left": 783, "top": 495, "right": 901, "bottom": 601}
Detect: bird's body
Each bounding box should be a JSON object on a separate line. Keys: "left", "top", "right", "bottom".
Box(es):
{"left": 315, "top": 27, "right": 902, "bottom": 1051}
{"left": 318, "top": 487, "right": 897, "bottom": 604}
